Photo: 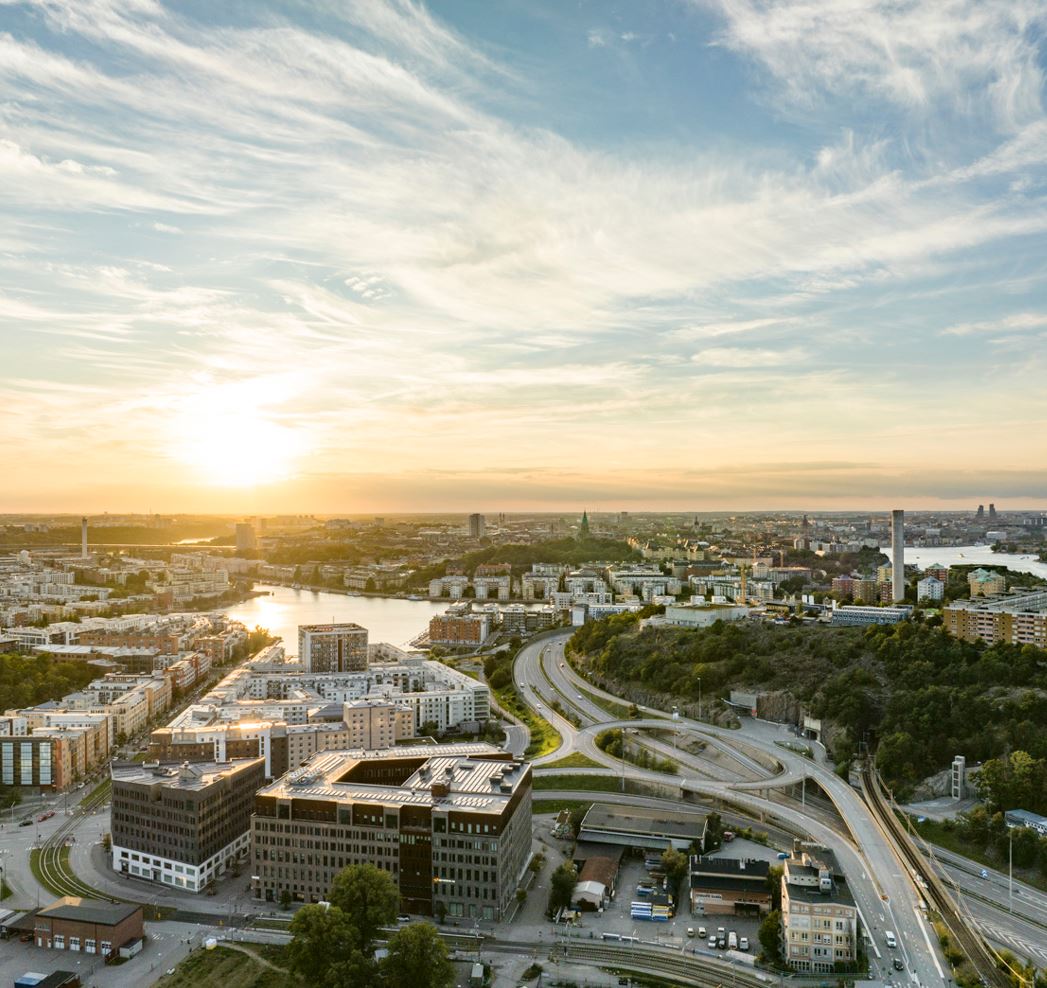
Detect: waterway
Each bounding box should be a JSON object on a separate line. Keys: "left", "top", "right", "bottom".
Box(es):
{"left": 885, "top": 544, "right": 1047, "bottom": 580}
{"left": 223, "top": 584, "right": 454, "bottom": 652}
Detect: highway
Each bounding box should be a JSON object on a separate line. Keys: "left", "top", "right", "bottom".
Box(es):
{"left": 513, "top": 631, "right": 1039, "bottom": 986}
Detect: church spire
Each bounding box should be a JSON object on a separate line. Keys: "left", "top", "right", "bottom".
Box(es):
{"left": 580, "top": 510, "right": 590, "bottom": 536}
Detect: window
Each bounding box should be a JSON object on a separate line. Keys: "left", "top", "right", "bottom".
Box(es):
{"left": 53, "top": 935, "right": 65, "bottom": 949}
{"left": 69, "top": 936, "right": 81, "bottom": 951}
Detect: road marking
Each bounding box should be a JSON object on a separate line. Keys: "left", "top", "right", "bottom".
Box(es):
{"left": 912, "top": 907, "right": 944, "bottom": 980}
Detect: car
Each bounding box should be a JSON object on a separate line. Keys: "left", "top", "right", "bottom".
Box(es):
{"left": 718, "top": 937, "right": 727, "bottom": 949}
{"left": 707, "top": 936, "right": 717, "bottom": 949}
{"left": 739, "top": 936, "right": 749, "bottom": 951}
{"left": 893, "top": 958, "right": 905, "bottom": 972}
{"left": 576, "top": 694, "right": 583, "bottom": 700}
{"left": 397, "top": 914, "right": 411, "bottom": 923}
{"left": 980, "top": 868, "right": 989, "bottom": 879}
{"left": 687, "top": 927, "right": 695, "bottom": 938}
{"left": 697, "top": 926, "right": 707, "bottom": 938}
{"left": 20, "top": 933, "right": 34, "bottom": 942}
{"left": 19, "top": 818, "right": 32, "bottom": 827}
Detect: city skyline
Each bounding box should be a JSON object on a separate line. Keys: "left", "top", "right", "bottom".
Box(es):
{"left": 3, "top": 0, "right": 1047, "bottom": 512}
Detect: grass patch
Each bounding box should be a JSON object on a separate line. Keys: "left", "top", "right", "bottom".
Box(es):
{"left": 1, "top": 877, "right": 12, "bottom": 900}
{"left": 574, "top": 682, "right": 634, "bottom": 720}
{"left": 493, "top": 681, "right": 560, "bottom": 759}
{"left": 154, "top": 944, "right": 302, "bottom": 988}
{"left": 541, "top": 752, "right": 602, "bottom": 769}
{"left": 83, "top": 777, "right": 111, "bottom": 805}
{"left": 534, "top": 773, "right": 623, "bottom": 793}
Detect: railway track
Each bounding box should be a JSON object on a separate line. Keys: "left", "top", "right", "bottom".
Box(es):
{"left": 33, "top": 779, "right": 129, "bottom": 903}
{"left": 862, "top": 764, "right": 1009, "bottom": 988}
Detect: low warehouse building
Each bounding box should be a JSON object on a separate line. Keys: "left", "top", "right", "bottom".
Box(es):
{"left": 31, "top": 897, "right": 144, "bottom": 958}
{"left": 578, "top": 803, "right": 706, "bottom": 852}
{"left": 689, "top": 856, "right": 772, "bottom": 916}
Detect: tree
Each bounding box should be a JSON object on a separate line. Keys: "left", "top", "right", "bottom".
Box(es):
{"left": 287, "top": 904, "right": 373, "bottom": 986}
{"left": 705, "top": 812, "right": 723, "bottom": 850}
{"left": 660, "top": 848, "right": 688, "bottom": 891}
{"left": 548, "top": 862, "right": 578, "bottom": 914}
{"left": 381, "top": 922, "right": 454, "bottom": 988}
{"left": 766, "top": 865, "right": 783, "bottom": 910}
{"left": 758, "top": 910, "right": 782, "bottom": 963}
{"left": 328, "top": 863, "right": 399, "bottom": 949}
{"left": 279, "top": 888, "right": 292, "bottom": 910}
{"left": 365, "top": 577, "right": 377, "bottom": 593}
{"left": 419, "top": 720, "right": 440, "bottom": 738}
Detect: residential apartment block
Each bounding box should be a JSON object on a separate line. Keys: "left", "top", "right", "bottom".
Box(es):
{"left": 251, "top": 742, "right": 532, "bottom": 920}
{"left": 943, "top": 589, "right": 1047, "bottom": 646}
{"left": 298, "top": 623, "right": 369, "bottom": 673}
{"left": 781, "top": 847, "right": 858, "bottom": 973}
{"left": 111, "top": 757, "right": 265, "bottom": 892}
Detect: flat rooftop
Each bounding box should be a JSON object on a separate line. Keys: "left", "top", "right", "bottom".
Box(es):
{"left": 256, "top": 742, "right": 527, "bottom": 813}
{"left": 579, "top": 802, "right": 707, "bottom": 849}
{"left": 38, "top": 897, "right": 141, "bottom": 926}
{"left": 112, "top": 757, "right": 263, "bottom": 791}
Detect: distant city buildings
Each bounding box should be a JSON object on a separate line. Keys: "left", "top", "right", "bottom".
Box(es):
{"left": 234, "top": 522, "right": 257, "bottom": 552}
{"left": 467, "top": 513, "right": 486, "bottom": 538}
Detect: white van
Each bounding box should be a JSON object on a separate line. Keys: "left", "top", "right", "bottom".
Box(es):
{"left": 728, "top": 931, "right": 738, "bottom": 950}
{"left": 885, "top": 931, "right": 897, "bottom": 948}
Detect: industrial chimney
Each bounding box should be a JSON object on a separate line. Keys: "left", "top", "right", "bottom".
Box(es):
{"left": 891, "top": 509, "right": 904, "bottom": 603}
{"left": 81, "top": 517, "right": 88, "bottom": 559}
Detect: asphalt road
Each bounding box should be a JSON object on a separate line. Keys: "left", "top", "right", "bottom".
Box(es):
{"left": 519, "top": 632, "right": 953, "bottom": 987}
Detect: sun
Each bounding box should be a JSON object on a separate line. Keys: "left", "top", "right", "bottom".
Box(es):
{"left": 168, "top": 383, "right": 303, "bottom": 487}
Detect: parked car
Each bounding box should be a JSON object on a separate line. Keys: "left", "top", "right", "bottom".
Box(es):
{"left": 686, "top": 927, "right": 695, "bottom": 938}
{"left": 397, "top": 914, "right": 411, "bottom": 923}
{"left": 707, "top": 935, "right": 717, "bottom": 949}
{"left": 697, "top": 926, "right": 707, "bottom": 938}
{"left": 717, "top": 936, "right": 726, "bottom": 949}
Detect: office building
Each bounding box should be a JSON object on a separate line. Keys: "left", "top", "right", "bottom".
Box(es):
{"left": 781, "top": 846, "right": 858, "bottom": 973}
{"left": 250, "top": 742, "right": 532, "bottom": 920}
{"left": 467, "top": 513, "right": 486, "bottom": 538}
{"left": 298, "top": 623, "right": 368, "bottom": 673}
{"left": 110, "top": 757, "right": 265, "bottom": 892}
{"left": 890, "top": 509, "right": 904, "bottom": 603}
{"left": 664, "top": 603, "right": 749, "bottom": 628}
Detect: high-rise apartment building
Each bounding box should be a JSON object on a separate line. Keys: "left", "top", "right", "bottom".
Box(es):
{"left": 234, "top": 523, "right": 257, "bottom": 552}
{"left": 467, "top": 513, "right": 486, "bottom": 538}
{"left": 943, "top": 589, "right": 1047, "bottom": 646}
{"left": 111, "top": 757, "right": 265, "bottom": 892}
{"left": 251, "top": 742, "right": 532, "bottom": 920}
{"left": 298, "top": 623, "right": 368, "bottom": 673}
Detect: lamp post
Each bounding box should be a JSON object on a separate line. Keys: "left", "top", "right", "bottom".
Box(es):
{"left": 697, "top": 679, "right": 702, "bottom": 721}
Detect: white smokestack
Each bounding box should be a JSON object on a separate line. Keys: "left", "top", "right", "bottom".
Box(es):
{"left": 891, "top": 509, "right": 904, "bottom": 602}
{"left": 81, "top": 516, "right": 88, "bottom": 559}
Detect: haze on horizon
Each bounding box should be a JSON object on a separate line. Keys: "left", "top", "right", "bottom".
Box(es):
{"left": 2, "top": 0, "right": 1047, "bottom": 515}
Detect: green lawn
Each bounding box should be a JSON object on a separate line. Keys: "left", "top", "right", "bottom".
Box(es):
{"left": 493, "top": 681, "right": 561, "bottom": 759}
{"left": 541, "top": 752, "right": 602, "bottom": 769}
{"left": 154, "top": 945, "right": 301, "bottom": 988}
{"left": 534, "top": 773, "right": 623, "bottom": 793}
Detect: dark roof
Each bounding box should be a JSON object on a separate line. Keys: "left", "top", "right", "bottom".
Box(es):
{"left": 38, "top": 897, "right": 141, "bottom": 926}
{"left": 690, "top": 856, "right": 770, "bottom": 879}
{"left": 689, "top": 874, "right": 773, "bottom": 895}
{"left": 36, "top": 973, "right": 80, "bottom": 988}
{"left": 578, "top": 855, "right": 619, "bottom": 888}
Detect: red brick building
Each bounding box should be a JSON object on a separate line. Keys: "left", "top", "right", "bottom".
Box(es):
{"left": 32, "top": 898, "right": 144, "bottom": 958}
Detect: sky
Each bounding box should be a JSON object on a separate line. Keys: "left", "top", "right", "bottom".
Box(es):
{"left": 2, "top": 0, "right": 1047, "bottom": 514}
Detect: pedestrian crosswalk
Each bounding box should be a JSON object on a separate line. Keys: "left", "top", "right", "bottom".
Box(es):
{"left": 975, "top": 920, "right": 1047, "bottom": 966}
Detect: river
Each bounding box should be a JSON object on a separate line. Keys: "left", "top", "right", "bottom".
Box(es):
{"left": 223, "top": 585, "right": 453, "bottom": 652}
{"left": 885, "top": 544, "right": 1047, "bottom": 580}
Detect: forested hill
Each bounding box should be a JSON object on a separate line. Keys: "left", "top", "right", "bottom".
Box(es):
{"left": 568, "top": 615, "right": 1047, "bottom": 792}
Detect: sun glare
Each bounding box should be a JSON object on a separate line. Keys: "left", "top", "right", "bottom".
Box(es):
{"left": 169, "top": 385, "right": 302, "bottom": 487}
